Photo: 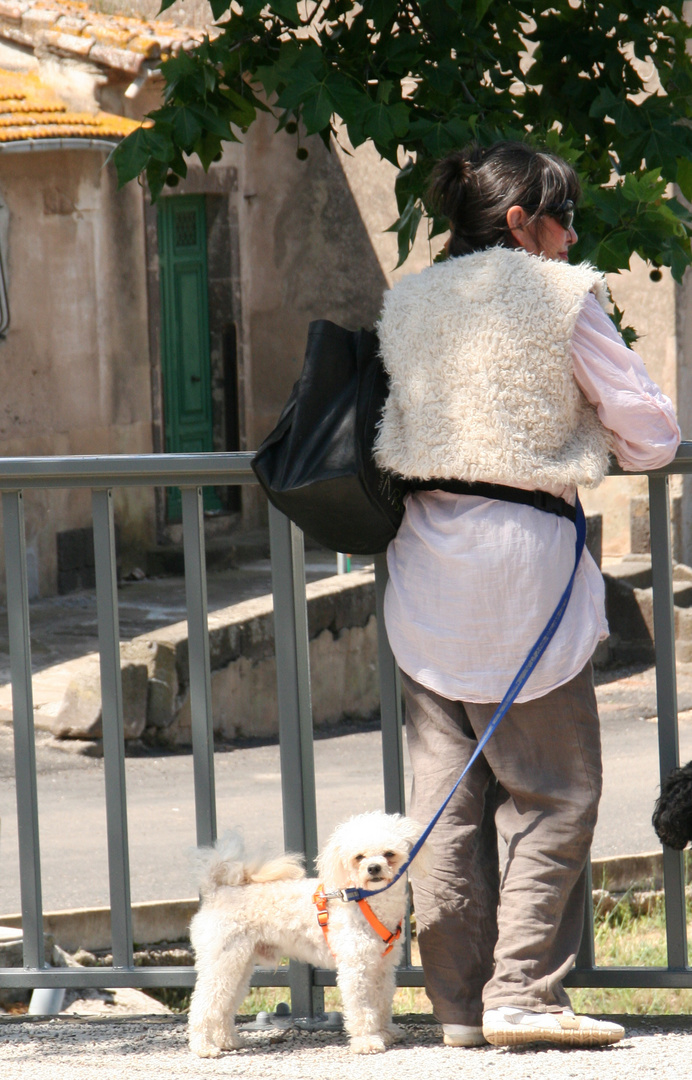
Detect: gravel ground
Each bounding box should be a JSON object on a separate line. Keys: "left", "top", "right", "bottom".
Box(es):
{"left": 1, "top": 1015, "right": 692, "bottom": 1080}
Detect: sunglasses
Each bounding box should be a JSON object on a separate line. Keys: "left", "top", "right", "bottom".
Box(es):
{"left": 539, "top": 199, "right": 575, "bottom": 230}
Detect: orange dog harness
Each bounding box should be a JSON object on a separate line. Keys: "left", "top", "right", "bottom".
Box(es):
{"left": 313, "top": 884, "right": 402, "bottom": 957}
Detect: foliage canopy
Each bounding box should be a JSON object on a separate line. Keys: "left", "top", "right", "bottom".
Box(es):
{"left": 113, "top": 1, "right": 692, "bottom": 288}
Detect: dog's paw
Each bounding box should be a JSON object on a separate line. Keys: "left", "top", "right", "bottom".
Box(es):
{"left": 189, "top": 1033, "right": 245, "bottom": 1057}
{"left": 384, "top": 1023, "right": 405, "bottom": 1045}
{"left": 189, "top": 1040, "right": 222, "bottom": 1059}
{"left": 349, "top": 1034, "right": 388, "bottom": 1054}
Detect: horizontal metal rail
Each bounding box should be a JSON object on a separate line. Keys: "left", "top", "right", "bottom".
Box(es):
{"left": 0, "top": 452, "right": 256, "bottom": 489}
{"left": 0, "top": 445, "right": 690, "bottom": 1000}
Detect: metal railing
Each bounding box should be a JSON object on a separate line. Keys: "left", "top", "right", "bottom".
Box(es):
{"left": 0, "top": 447, "right": 690, "bottom": 1010}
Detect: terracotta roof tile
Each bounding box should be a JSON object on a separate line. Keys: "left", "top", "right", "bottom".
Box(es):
{"left": 0, "top": 67, "right": 139, "bottom": 140}
{"left": 42, "top": 28, "right": 94, "bottom": 55}
{"left": 0, "top": 0, "right": 205, "bottom": 73}
{"left": 0, "top": 2, "right": 25, "bottom": 24}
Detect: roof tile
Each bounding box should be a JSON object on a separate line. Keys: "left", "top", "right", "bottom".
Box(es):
{"left": 89, "top": 42, "right": 144, "bottom": 75}
{"left": 41, "top": 28, "right": 94, "bottom": 55}
{"left": 21, "top": 8, "right": 56, "bottom": 31}
{"left": 54, "top": 13, "right": 85, "bottom": 33}
{"left": 0, "top": 1, "right": 25, "bottom": 24}
{"left": 0, "top": 0, "right": 206, "bottom": 72}
{"left": 0, "top": 66, "right": 139, "bottom": 141}
{"left": 86, "top": 24, "right": 133, "bottom": 49}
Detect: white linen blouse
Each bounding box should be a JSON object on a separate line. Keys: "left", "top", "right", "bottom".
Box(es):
{"left": 384, "top": 293, "right": 681, "bottom": 704}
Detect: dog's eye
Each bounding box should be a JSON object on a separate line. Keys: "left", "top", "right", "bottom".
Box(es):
{"left": 384, "top": 851, "right": 396, "bottom": 860}
{"left": 354, "top": 854, "right": 364, "bottom": 863}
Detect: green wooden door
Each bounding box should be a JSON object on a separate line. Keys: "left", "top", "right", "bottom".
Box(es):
{"left": 158, "top": 195, "right": 220, "bottom": 520}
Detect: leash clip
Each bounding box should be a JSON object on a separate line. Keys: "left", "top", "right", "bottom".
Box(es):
{"left": 339, "top": 886, "right": 363, "bottom": 903}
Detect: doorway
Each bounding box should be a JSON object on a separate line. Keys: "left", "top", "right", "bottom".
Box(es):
{"left": 157, "top": 195, "right": 221, "bottom": 520}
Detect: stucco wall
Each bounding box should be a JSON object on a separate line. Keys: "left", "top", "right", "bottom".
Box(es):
{"left": 236, "top": 114, "right": 390, "bottom": 452}
{"left": 0, "top": 150, "right": 154, "bottom": 596}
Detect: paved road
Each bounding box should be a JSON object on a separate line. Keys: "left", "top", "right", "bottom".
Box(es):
{"left": 1, "top": 662, "right": 692, "bottom": 913}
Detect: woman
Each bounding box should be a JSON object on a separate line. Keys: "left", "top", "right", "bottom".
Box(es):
{"left": 374, "top": 142, "right": 680, "bottom": 1048}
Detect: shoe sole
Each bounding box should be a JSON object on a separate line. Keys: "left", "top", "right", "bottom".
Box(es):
{"left": 483, "top": 1024, "right": 624, "bottom": 1048}
{"left": 443, "top": 1034, "right": 487, "bottom": 1047}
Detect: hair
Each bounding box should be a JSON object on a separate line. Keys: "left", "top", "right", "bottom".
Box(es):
{"left": 427, "top": 141, "right": 581, "bottom": 257}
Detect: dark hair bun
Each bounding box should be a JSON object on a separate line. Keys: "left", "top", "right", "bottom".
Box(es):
{"left": 428, "top": 152, "right": 475, "bottom": 221}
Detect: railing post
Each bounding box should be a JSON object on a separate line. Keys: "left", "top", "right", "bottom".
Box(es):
{"left": 648, "top": 473, "right": 688, "bottom": 970}
{"left": 374, "top": 553, "right": 413, "bottom": 969}
{"left": 268, "top": 504, "right": 321, "bottom": 1018}
{"left": 2, "top": 490, "right": 45, "bottom": 970}
{"left": 575, "top": 859, "right": 596, "bottom": 970}
{"left": 374, "top": 554, "right": 405, "bottom": 816}
{"left": 181, "top": 486, "right": 216, "bottom": 848}
{"left": 92, "top": 487, "right": 133, "bottom": 969}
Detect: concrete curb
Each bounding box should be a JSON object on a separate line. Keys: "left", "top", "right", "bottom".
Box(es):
{"left": 591, "top": 849, "right": 690, "bottom": 892}
{"left": 2, "top": 850, "right": 687, "bottom": 952}
{"left": 0, "top": 898, "right": 198, "bottom": 952}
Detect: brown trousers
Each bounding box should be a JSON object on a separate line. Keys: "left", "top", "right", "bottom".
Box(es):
{"left": 402, "top": 662, "right": 602, "bottom": 1024}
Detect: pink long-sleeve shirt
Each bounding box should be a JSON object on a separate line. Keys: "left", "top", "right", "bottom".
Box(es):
{"left": 384, "top": 294, "right": 681, "bottom": 703}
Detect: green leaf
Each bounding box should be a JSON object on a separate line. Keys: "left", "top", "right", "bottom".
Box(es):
{"left": 388, "top": 197, "right": 423, "bottom": 268}
{"left": 242, "top": 0, "right": 266, "bottom": 17}
{"left": 611, "top": 304, "right": 639, "bottom": 348}
{"left": 111, "top": 125, "right": 154, "bottom": 187}
{"left": 171, "top": 106, "right": 203, "bottom": 149}
{"left": 145, "top": 158, "right": 169, "bottom": 204}
{"left": 196, "top": 130, "right": 222, "bottom": 171}
{"left": 219, "top": 87, "right": 257, "bottom": 129}
{"left": 594, "top": 231, "right": 633, "bottom": 273}
{"left": 277, "top": 67, "right": 322, "bottom": 112}
{"left": 145, "top": 126, "right": 175, "bottom": 162}
{"left": 475, "top": 0, "right": 494, "bottom": 24}
{"left": 363, "top": 101, "right": 409, "bottom": 145}
{"left": 208, "top": 0, "right": 231, "bottom": 19}
{"left": 363, "top": 0, "right": 397, "bottom": 31}
{"left": 589, "top": 87, "right": 640, "bottom": 137}
{"left": 324, "top": 72, "right": 369, "bottom": 124}
{"left": 157, "top": 0, "right": 178, "bottom": 13}
{"left": 667, "top": 196, "right": 692, "bottom": 226}
{"left": 269, "top": 0, "right": 299, "bottom": 24}
{"left": 677, "top": 157, "right": 692, "bottom": 203}
{"left": 302, "top": 82, "right": 335, "bottom": 133}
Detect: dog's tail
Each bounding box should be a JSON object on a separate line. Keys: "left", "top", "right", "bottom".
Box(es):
{"left": 194, "top": 831, "right": 306, "bottom": 899}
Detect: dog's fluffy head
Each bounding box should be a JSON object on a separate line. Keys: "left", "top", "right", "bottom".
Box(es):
{"left": 315, "top": 811, "right": 432, "bottom": 890}
{"left": 653, "top": 761, "right": 692, "bottom": 850}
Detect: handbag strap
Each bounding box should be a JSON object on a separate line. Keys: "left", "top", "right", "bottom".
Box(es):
{"left": 340, "top": 493, "right": 587, "bottom": 903}
{"left": 415, "top": 479, "right": 577, "bottom": 523}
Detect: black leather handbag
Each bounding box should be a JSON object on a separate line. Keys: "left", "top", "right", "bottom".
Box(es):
{"left": 252, "top": 319, "right": 410, "bottom": 554}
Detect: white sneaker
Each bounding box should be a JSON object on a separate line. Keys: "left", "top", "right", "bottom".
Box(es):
{"left": 482, "top": 1006, "right": 624, "bottom": 1047}
{"left": 442, "top": 1023, "right": 487, "bottom": 1047}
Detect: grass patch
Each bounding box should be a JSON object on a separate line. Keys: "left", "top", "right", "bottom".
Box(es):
{"left": 571, "top": 892, "right": 692, "bottom": 1016}
{"left": 231, "top": 981, "right": 434, "bottom": 1018}
{"left": 146, "top": 896, "right": 692, "bottom": 1018}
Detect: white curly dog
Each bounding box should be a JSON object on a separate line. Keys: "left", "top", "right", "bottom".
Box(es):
{"left": 188, "top": 811, "right": 431, "bottom": 1056}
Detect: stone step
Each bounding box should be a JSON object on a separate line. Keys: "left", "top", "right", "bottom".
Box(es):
{"left": 603, "top": 557, "right": 692, "bottom": 665}
{"left": 21, "top": 568, "right": 379, "bottom": 750}
{"left": 145, "top": 528, "right": 331, "bottom": 578}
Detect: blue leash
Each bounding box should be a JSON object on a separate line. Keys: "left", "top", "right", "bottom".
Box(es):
{"left": 339, "top": 495, "right": 587, "bottom": 903}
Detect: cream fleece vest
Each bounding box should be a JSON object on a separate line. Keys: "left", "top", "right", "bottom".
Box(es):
{"left": 374, "top": 246, "right": 613, "bottom": 490}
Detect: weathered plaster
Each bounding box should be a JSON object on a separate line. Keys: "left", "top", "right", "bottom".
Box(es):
{"left": 0, "top": 150, "right": 154, "bottom": 596}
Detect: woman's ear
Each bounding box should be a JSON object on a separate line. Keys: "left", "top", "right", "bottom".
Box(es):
{"left": 506, "top": 205, "right": 541, "bottom": 255}
{"left": 506, "top": 204, "right": 529, "bottom": 245}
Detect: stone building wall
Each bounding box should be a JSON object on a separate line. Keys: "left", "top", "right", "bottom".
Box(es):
{"left": 0, "top": 150, "right": 154, "bottom": 598}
